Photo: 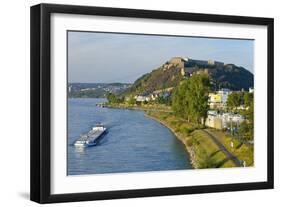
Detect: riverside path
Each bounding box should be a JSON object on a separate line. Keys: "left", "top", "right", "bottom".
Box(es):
{"left": 202, "top": 129, "right": 243, "bottom": 167}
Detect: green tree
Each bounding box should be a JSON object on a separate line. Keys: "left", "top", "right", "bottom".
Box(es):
{"left": 106, "top": 93, "right": 118, "bottom": 103}
{"left": 127, "top": 96, "right": 136, "bottom": 105}
{"left": 238, "top": 120, "right": 253, "bottom": 141}
{"left": 244, "top": 92, "right": 253, "bottom": 107}
{"left": 237, "top": 92, "right": 254, "bottom": 141}
{"left": 172, "top": 74, "right": 211, "bottom": 124}
{"left": 186, "top": 74, "right": 211, "bottom": 124}
{"left": 227, "top": 92, "right": 242, "bottom": 110}
{"left": 172, "top": 80, "right": 189, "bottom": 119}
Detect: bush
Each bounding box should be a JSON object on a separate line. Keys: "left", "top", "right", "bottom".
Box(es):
{"left": 179, "top": 126, "right": 194, "bottom": 135}
{"left": 170, "top": 120, "right": 179, "bottom": 127}
{"left": 186, "top": 138, "right": 194, "bottom": 147}
{"left": 197, "top": 150, "right": 217, "bottom": 169}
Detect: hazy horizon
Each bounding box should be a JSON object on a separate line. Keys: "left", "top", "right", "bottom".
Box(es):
{"left": 68, "top": 31, "right": 254, "bottom": 83}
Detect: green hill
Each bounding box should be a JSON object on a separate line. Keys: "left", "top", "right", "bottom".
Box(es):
{"left": 124, "top": 64, "right": 183, "bottom": 95}
{"left": 124, "top": 57, "right": 253, "bottom": 96}
{"left": 209, "top": 64, "right": 254, "bottom": 91}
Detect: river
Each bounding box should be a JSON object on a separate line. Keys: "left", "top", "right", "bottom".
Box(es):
{"left": 68, "top": 98, "right": 192, "bottom": 175}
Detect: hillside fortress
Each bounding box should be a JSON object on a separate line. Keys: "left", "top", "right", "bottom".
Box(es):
{"left": 168, "top": 57, "right": 224, "bottom": 77}
{"left": 169, "top": 57, "right": 224, "bottom": 68}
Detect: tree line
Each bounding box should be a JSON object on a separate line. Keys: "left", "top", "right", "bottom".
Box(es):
{"left": 172, "top": 73, "right": 211, "bottom": 125}
{"left": 227, "top": 92, "right": 254, "bottom": 141}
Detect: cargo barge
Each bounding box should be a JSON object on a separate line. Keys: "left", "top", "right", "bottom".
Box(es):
{"left": 74, "top": 123, "right": 107, "bottom": 147}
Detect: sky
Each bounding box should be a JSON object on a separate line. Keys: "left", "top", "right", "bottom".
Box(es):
{"left": 68, "top": 31, "right": 254, "bottom": 83}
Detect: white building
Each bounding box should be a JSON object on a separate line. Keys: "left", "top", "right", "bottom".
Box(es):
{"left": 217, "top": 88, "right": 231, "bottom": 104}
{"left": 220, "top": 112, "right": 245, "bottom": 129}
{"left": 135, "top": 95, "right": 150, "bottom": 102}
{"left": 81, "top": 88, "right": 96, "bottom": 92}
{"left": 205, "top": 111, "right": 245, "bottom": 129}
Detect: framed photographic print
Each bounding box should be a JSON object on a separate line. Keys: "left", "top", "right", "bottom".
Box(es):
{"left": 30, "top": 3, "right": 274, "bottom": 203}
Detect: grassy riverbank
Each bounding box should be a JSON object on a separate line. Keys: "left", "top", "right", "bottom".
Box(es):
{"left": 205, "top": 129, "right": 254, "bottom": 166}
{"left": 146, "top": 111, "right": 238, "bottom": 169}
{"left": 104, "top": 102, "right": 173, "bottom": 112}
{"left": 104, "top": 103, "right": 254, "bottom": 169}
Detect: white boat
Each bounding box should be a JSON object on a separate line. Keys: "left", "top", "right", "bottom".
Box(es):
{"left": 74, "top": 123, "right": 107, "bottom": 147}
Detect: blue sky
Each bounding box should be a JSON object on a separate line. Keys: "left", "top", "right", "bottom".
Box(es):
{"left": 68, "top": 31, "right": 254, "bottom": 83}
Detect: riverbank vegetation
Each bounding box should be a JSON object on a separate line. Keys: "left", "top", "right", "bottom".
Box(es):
{"left": 206, "top": 129, "right": 254, "bottom": 166}
{"left": 104, "top": 73, "right": 254, "bottom": 169}
{"left": 146, "top": 111, "right": 236, "bottom": 168}
{"left": 105, "top": 102, "right": 173, "bottom": 112}
{"left": 105, "top": 91, "right": 172, "bottom": 112}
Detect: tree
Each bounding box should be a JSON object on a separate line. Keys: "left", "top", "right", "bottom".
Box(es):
{"left": 186, "top": 74, "right": 211, "bottom": 124}
{"left": 172, "top": 81, "right": 189, "bottom": 119}
{"left": 172, "top": 73, "right": 211, "bottom": 124}
{"left": 235, "top": 92, "right": 254, "bottom": 141}
{"left": 241, "top": 92, "right": 254, "bottom": 140}
{"left": 238, "top": 121, "right": 253, "bottom": 141}
{"left": 127, "top": 96, "right": 136, "bottom": 105}
{"left": 106, "top": 93, "right": 120, "bottom": 103}
{"left": 227, "top": 92, "right": 242, "bottom": 110}
{"left": 244, "top": 92, "right": 253, "bottom": 107}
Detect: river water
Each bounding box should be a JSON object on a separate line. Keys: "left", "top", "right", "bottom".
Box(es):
{"left": 67, "top": 98, "right": 192, "bottom": 175}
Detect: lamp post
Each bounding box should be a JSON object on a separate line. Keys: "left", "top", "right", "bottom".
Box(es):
{"left": 230, "top": 117, "right": 233, "bottom": 136}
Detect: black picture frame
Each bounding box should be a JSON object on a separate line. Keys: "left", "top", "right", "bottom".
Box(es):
{"left": 30, "top": 3, "right": 274, "bottom": 204}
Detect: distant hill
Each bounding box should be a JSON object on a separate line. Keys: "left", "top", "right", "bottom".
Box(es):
{"left": 68, "top": 83, "right": 131, "bottom": 98}
{"left": 123, "top": 57, "right": 253, "bottom": 96}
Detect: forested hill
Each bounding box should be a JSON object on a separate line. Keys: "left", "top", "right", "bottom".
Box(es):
{"left": 124, "top": 64, "right": 183, "bottom": 96}
{"left": 123, "top": 58, "right": 253, "bottom": 96}
{"left": 209, "top": 64, "right": 253, "bottom": 91}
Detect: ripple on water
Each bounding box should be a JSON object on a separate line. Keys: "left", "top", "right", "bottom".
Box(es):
{"left": 67, "top": 98, "right": 192, "bottom": 175}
